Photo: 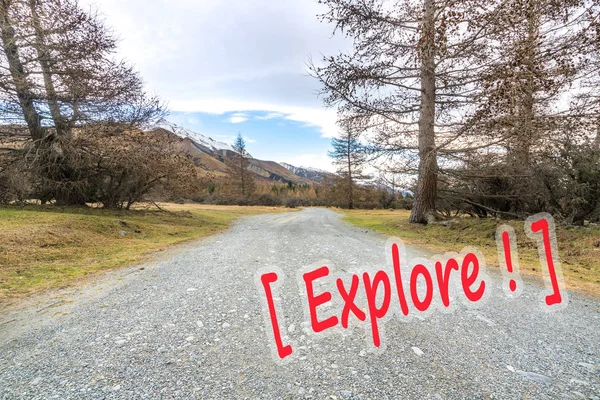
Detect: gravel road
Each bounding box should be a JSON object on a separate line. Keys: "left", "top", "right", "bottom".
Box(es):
{"left": 1, "top": 208, "right": 599, "bottom": 399}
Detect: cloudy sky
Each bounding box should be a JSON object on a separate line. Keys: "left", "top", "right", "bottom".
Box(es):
{"left": 80, "top": 0, "right": 349, "bottom": 171}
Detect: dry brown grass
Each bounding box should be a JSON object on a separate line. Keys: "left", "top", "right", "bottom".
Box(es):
{"left": 0, "top": 203, "right": 293, "bottom": 303}
{"left": 342, "top": 209, "right": 600, "bottom": 298}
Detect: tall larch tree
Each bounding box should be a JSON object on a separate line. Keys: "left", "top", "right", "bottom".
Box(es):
{"left": 312, "top": 0, "right": 500, "bottom": 223}
{"left": 0, "top": 0, "right": 164, "bottom": 204}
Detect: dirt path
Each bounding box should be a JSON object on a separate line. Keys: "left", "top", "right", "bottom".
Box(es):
{"left": 1, "top": 208, "right": 598, "bottom": 399}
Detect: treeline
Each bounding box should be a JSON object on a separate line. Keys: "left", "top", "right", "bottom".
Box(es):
{"left": 0, "top": 0, "right": 202, "bottom": 208}
{"left": 194, "top": 136, "right": 414, "bottom": 210}
{"left": 312, "top": 0, "right": 600, "bottom": 225}
{"left": 3, "top": 0, "right": 599, "bottom": 224}
{"left": 0, "top": 0, "right": 405, "bottom": 212}
{"left": 193, "top": 175, "right": 415, "bottom": 210}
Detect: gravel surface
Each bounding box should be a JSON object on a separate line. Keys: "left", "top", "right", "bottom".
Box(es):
{"left": 1, "top": 208, "right": 599, "bottom": 399}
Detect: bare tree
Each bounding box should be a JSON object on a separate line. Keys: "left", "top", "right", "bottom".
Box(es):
{"left": 0, "top": 0, "right": 44, "bottom": 140}
{"left": 85, "top": 128, "right": 199, "bottom": 209}
{"left": 570, "top": 0, "right": 600, "bottom": 149}
{"left": 448, "top": 0, "right": 599, "bottom": 215}
{"left": 311, "top": 0, "right": 498, "bottom": 223}
{"left": 0, "top": 0, "right": 165, "bottom": 204}
{"left": 470, "top": 0, "right": 589, "bottom": 164}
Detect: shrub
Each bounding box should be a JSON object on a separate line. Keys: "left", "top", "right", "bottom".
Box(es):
{"left": 0, "top": 157, "right": 31, "bottom": 204}
{"left": 395, "top": 196, "right": 414, "bottom": 210}
{"left": 285, "top": 197, "right": 300, "bottom": 208}
{"left": 378, "top": 190, "right": 395, "bottom": 209}
{"left": 256, "top": 194, "right": 282, "bottom": 206}
{"left": 191, "top": 194, "right": 208, "bottom": 203}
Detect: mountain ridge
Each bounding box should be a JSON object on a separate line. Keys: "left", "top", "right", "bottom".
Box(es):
{"left": 149, "top": 122, "right": 322, "bottom": 185}
{"left": 279, "top": 163, "right": 334, "bottom": 183}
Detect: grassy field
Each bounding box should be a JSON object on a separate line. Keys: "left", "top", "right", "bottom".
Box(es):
{"left": 341, "top": 209, "right": 600, "bottom": 298}
{"left": 0, "top": 203, "right": 291, "bottom": 302}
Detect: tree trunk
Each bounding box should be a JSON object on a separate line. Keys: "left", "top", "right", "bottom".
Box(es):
{"left": 0, "top": 0, "right": 44, "bottom": 141}
{"left": 28, "top": 0, "right": 69, "bottom": 137}
{"left": 409, "top": 0, "right": 437, "bottom": 224}
{"left": 347, "top": 140, "right": 353, "bottom": 209}
{"left": 240, "top": 153, "right": 246, "bottom": 198}
{"left": 596, "top": 115, "right": 600, "bottom": 149}
{"left": 512, "top": 0, "right": 538, "bottom": 169}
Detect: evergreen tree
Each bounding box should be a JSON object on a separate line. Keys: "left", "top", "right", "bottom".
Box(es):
{"left": 230, "top": 133, "right": 255, "bottom": 198}
{"left": 328, "top": 125, "right": 366, "bottom": 209}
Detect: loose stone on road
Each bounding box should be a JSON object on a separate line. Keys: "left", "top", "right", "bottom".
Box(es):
{"left": 1, "top": 208, "right": 599, "bottom": 399}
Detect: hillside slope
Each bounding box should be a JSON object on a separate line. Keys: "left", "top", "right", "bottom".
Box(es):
{"left": 152, "top": 123, "right": 319, "bottom": 184}
{"left": 280, "top": 163, "right": 335, "bottom": 183}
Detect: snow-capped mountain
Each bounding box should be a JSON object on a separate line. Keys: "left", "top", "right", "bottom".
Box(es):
{"left": 155, "top": 120, "right": 244, "bottom": 156}
{"left": 149, "top": 122, "right": 319, "bottom": 184}
{"left": 280, "top": 163, "right": 334, "bottom": 183}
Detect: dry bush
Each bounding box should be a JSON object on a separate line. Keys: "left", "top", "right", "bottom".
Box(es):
{"left": 0, "top": 155, "right": 31, "bottom": 203}
{"left": 82, "top": 128, "right": 200, "bottom": 209}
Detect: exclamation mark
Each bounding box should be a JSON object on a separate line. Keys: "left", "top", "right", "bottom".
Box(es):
{"left": 496, "top": 225, "right": 522, "bottom": 298}
{"left": 501, "top": 231, "right": 517, "bottom": 292}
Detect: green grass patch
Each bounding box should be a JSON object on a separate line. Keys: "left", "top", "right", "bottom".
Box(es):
{"left": 0, "top": 203, "right": 290, "bottom": 302}
{"left": 341, "top": 209, "right": 600, "bottom": 298}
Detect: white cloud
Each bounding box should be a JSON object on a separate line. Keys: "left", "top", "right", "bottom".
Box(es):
{"left": 281, "top": 107, "right": 339, "bottom": 139}
{"left": 170, "top": 98, "right": 339, "bottom": 138}
{"left": 80, "top": 0, "right": 349, "bottom": 139}
{"left": 244, "top": 136, "right": 256, "bottom": 144}
{"left": 256, "top": 112, "right": 284, "bottom": 120}
{"left": 228, "top": 113, "right": 249, "bottom": 124}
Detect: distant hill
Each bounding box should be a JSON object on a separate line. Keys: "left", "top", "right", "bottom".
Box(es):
{"left": 148, "top": 122, "right": 318, "bottom": 184}
{"left": 280, "top": 163, "right": 335, "bottom": 183}
{"left": 156, "top": 120, "right": 243, "bottom": 158}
